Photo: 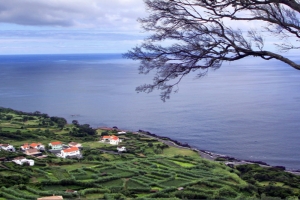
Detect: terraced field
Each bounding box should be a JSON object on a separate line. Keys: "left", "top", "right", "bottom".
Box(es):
{"left": 1, "top": 107, "right": 300, "bottom": 199}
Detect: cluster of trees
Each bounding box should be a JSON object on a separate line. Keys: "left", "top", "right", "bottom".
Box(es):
{"left": 49, "top": 116, "right": 67, "bottom": 129}
{"left": 237, "top": 164, "right": 300, "bottom": 198}
{"left": 0, "top": 107, "right": 49, "bottom": 118}
{"left": 69, "top": 120, "right": 96, "bottom": 137}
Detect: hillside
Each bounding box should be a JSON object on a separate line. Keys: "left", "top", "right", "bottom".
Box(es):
{"left": 0, "top": 107, "right": 299, "bottom": 199}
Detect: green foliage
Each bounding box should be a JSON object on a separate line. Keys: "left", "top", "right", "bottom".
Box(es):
{"left": 80, "top": 188, "right": 109, "bottom": 196}
{"left": 0, "top": 107, "right": 299, "bottom": 199}
{"left": 237, "top": 164, "right": 300, "bottom": 198}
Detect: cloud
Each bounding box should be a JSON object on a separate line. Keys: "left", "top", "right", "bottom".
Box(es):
{"left": 0, "top": 30, "right": 146, "bottom": 41}
{"left": 0, "top": 0, "right": 146, "bottom": 30}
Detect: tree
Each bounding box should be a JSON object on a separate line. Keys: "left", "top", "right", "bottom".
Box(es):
{"left": 124, "top": 0, "right": 300, "bottom": 101}
{"left": 72, "top": 120, "right": 79, "bottom": 126}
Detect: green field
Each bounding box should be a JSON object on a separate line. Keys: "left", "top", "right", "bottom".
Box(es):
{"left": 0, "top": 107, "right": 300, "bottom": 199}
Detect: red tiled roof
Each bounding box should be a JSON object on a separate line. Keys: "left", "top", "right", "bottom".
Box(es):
{"left": 22, "top": 142, "right": 42, "bottom": 149}
{"left": 25, "top": 148, "right": 40, "bottom": 155}
{"left": 63, "top": 147, "right": 79, "bottom": 153}
{"left": 50, "top": 141, "right": 62, "bottom": 145}
{"left": 102, "top": 135, "right": 119, "bottom": 141}
{"left": 111, "top": 136, "right": 119, "bottom": 141}
{"left": 30, "top": 143, "right": 41, "bottom": 148}
{"left": 22, "top": 143, "right": 29, "bottom": 149}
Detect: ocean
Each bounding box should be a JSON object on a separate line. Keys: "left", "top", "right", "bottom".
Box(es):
{"left": 0, "top": 53, "right": 299, "bottom": 170}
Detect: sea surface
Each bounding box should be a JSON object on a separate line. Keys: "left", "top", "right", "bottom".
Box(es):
{"left": 0, "top": 54, "right": 299, "bottom": 170}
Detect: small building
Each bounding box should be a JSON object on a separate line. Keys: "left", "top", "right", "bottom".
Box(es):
{"left": 25, "top": 148, "right": 42, "bottom": 156}
{"left": 117, "top": 146, "right": 126, "bottom": 152}
{"left": 60, "top": 147, "right": 80, "bottom": 158}
{"left": 21, "top": 143, "right": 44, "bottom": 151}
{"left": 68, "top": 142, "right": 82, "bottom": 148}
{"left": 98, "top": 127, "right": 115, "bottom": 131}
{"left": 101, "top": 135, "right": 121, "bottom": 145}
{"left": 0, "top": 144, "right": 15, "bottom": 152}
{"left": 117, "top": 131, "right": 127, "bottom": 135}
{"left": 49, "top": 141, "right": 63, "bottom": 150}
{"left": 65, "top": 189, "right": 77, "bottom": 193}
{"left": 12, "top": 157, "right": 34, "bottom": 166}
{"left": 37, "top": 195, "right": 63, "bottom": 200}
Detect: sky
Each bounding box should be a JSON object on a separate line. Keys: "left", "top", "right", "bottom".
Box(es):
{"left": 0, "top": 0, "right": 298, "bottom": 56}
{"left": 0, "top": 0, "right": 147, "bottom": 55}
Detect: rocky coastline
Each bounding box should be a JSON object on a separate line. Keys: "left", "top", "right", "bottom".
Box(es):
{"left": 99, "top": 126, "right": 299, "bottom": 175}
{"left": 133, "top": 129, "right": 299, "bottom": 174}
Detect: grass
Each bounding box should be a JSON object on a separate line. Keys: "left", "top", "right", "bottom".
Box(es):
{"left": 160, "top": 179, "right": 189, "bottom": 187}
{"left": 85, "top": 193, "right": 104, "bottom": 199}
{"left": 59, "top": 163, "right": 96, "bottom": 170}
{"left": 100, "top": 153, "right": 116, "bottom": 161}
{"left": 101, "top": 179, "right": 124, "bottom": 187}
{"left": 258, "top": 181, "right": 285, "bottom": 187}
{"left": 171, "top": 160, "right": 195, "bottom": 168}
{"left": 126, "top": 179, "right": 146, "bottom": 188}
{"left": 151, "top": 186, "right": 163, "bottom": 191}
{"left": 103, "top": 168, "right": 125, "bottom": 174}
{"left": 43, "top": 185, "right": 83, "bottom": 190}
{"left": 82, "top": 141, "right": 109, "bottom": 148}
{"left": 162, "top": 146, "right": 199, "bottom": 158}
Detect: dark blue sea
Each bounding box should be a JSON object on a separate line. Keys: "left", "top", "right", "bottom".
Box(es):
{"left": 0, "top": 54, "right": 299, "bottom": 170}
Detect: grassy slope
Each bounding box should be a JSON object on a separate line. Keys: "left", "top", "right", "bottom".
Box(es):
{"left": 0, "top": 107, "right": 299, "bottom": 199}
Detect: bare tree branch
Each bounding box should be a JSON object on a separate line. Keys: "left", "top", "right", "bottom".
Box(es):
{"left": 124, "top": 0, "right": 300, "bottom": 101}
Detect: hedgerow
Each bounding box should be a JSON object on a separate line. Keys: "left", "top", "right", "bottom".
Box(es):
{"left": 79, "top": 188, "right": 109, "bottom": 196}
{"left": 1, "top": 187, "right": 37, "bottom": 199}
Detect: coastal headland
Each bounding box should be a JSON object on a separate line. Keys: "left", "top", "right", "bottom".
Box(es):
{"left": 0, "top": 107, "right": 300, "bottom": 199}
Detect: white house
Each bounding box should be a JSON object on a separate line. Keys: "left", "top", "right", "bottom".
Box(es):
{"left": 21, "top": 143, "right": 44, "bottom": 151}
{"left": 117, "top": 146, "right": 126, "bottom": 152}
{"left": 68, "top": 142, "right": 82, "bottom": 148}
{"left": 12, "top": 157, "right": 34, "bottom": 166}
{"left": 49, "top": 141, "right": 63, "bottom": 150}
{"left": 0, "top": 144, "right": 15, "bottom": 152}
{"left": 117, "top": 131, "right": 127, "bottom": 135}
{"left": 101, "top": 135, "right": 121, "bottom": 145}
{"left": 60, "top": 147, "right": 80, "bottom": 158}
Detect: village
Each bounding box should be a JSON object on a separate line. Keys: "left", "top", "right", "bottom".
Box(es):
{"left": 0, "top": 130, "right": 127, "bottom": 167}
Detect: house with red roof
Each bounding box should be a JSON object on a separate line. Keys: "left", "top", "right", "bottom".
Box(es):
{"left": 21, "top": 142, "right": 44, "bottom": 151}
{"left": 68, "top": 142, "right": 82, "bottom": 148}
{"left": 60, "top": 146, "right": 80, "bottom": 158}
{"left": 25, "top": 148, "right": 42, "bottom": 156}
{"left": 101, "top": 135, "right": 121, "bottom": 145}
{"left": 49, "top": 141, "right": 63, "bottom": 150}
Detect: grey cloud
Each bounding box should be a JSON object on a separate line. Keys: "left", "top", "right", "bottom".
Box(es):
{"left": 0, "top": 0, "right": 146, "bottom": 30}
